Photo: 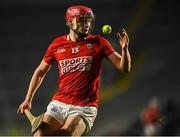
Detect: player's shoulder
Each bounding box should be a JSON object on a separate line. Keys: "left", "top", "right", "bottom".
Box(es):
{"left": 97, "top": 35, "right": 109, "bottom": 41}
{"left": 52, "top": 34, "right": 67, "bottom": 44}
{"left": 86, "top": 34, "right": 107, "bottom": 42}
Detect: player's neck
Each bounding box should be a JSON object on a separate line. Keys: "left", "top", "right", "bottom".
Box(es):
{"left": 69, "top": 30, "right": 85, "bottom": 42}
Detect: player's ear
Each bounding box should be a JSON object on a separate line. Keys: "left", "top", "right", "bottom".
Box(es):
{"left": 66, "top": 21, "right": 69, "bottom": 26}
{"left": 66, "top": 19, "right": 71, "bottom": 27}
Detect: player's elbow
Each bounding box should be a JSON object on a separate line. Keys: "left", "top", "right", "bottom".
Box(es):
{"left": 34, "top": 67, "right": 46, "bottom": 78}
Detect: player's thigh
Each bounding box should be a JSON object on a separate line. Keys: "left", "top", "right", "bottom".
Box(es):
{"left": 34, "top": 114, "right": 63, "bottom": 136}
{"left": 61, "top": 114, "right": 86, "bottom": 136}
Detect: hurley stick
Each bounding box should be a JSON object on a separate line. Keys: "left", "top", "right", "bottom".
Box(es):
{"left": 24, "top": 109, "right": 44, "bottom": 134}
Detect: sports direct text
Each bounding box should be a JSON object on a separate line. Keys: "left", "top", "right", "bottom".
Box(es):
{"left": 59, "top": 56, "right": 93, "bottom": 75}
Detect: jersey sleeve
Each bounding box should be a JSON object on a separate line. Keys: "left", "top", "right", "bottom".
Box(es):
{"left": 99, "top": 36, "right": 115, "bottom": 57}
{"left": 43, "top": 43, "right": 55, "bottom": 64}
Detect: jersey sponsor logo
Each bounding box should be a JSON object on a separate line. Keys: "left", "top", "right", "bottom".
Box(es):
{"left": 59, "top": 56, "right": 93, "bottom": 75}
{"left": 57, "top": 48, "right": 66, "bottom": 53}
{"left": 71, "top": 46, "right": 79, "bottom": 54}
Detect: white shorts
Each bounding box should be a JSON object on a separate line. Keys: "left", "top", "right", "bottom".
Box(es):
{"left": 45, "top": 100, "right": 97, "bottom": 133}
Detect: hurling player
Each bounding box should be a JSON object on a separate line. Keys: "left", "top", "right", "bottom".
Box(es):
{"left": 17, "top": 5, "right": 131, "bottom": 136}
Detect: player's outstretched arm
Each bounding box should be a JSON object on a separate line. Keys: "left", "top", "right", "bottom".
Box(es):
{"left": 17, "top": 60, "right": 51, "bottom": 114}
{"left": 107, "top": 29, "right": 131, "bottom": 72}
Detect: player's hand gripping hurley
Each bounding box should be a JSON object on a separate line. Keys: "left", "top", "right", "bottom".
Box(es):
{"left": 17, "top": 100, "right": 44, "bottom": 134}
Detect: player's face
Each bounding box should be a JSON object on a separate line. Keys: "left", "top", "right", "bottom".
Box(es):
{"left": 77, "top": 15, "right": 94, "bottom": 34}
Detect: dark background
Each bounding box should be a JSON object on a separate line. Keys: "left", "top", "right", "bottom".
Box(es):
{"left": 0, "top": 0, "right": 180, "bottom": 135}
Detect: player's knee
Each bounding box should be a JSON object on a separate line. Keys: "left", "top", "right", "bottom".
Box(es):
{"left": 60, "top": 126, "right": 74, "bottom": 135}
{"left": 60, "top": 123, "right": 85, "bottom": 136}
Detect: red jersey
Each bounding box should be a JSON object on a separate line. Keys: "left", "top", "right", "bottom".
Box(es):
{"left": 43, "top": 34, "right": 115, "bottom": 108}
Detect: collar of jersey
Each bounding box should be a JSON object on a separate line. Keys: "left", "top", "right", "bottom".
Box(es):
{"left": 66, "top": 34, "right": 91, "bottom": 41}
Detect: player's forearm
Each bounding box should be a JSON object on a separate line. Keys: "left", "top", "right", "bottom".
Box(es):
{"left": 120, "top": 47, "right": 131, "bottom": 72}
{"left": 25, "top": 69, "right": 46, "bottom": 102}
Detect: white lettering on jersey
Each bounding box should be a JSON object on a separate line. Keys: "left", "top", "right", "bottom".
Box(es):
{"left": 57, "top": 48, "right": 66, "bottom": 53}
{"left": 59, "top": 56, "right": 93, "bottom": 75}
{"left": 72, "top": 46, "right": 79, "bottom": 54}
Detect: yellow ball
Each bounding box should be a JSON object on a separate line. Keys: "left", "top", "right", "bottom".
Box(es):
{"left": 102, "top": 25, "right": 112, "bottom": 34}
